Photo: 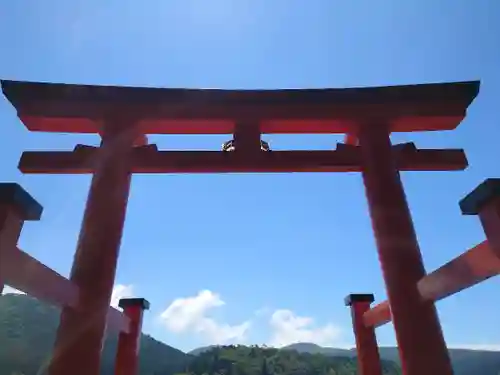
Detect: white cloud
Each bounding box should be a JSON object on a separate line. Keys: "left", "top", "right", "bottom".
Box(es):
{"left": 268, "top": 309, "right": 341, "bottom": 348}
{"left": 110, "top": 284, "right": 135, "bottom": 309}
{"left": 254, "top": 307, "right": 272, "bottom": 318}
{"left": 158, "top": 291, "right": 344, "bottom": 348}
{"left": 159, "top": 290, "right": 251, "bottom": 345}
{"left": 1, "top": 285, "right": 25, "bottom": 295}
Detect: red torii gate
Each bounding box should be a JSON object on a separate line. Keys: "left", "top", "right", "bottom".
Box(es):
{"left": 0, "top": 183, "right": 149, "bottom": 375}
{"left": 347, "top": 178, "right": 500, "bottom": 375}
{"left": 0, "top": 79, "right": 479, "bottom": 375}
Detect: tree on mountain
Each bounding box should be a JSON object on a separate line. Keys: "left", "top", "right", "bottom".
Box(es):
{"left": 261, "top": 359, "right": 269, "bottom": 375}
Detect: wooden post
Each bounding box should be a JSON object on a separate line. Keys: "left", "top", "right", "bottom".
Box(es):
{"left": 460, "top": 179, "right": 500, "bottom": 256}
{"left": 0, "top": 183, "right": 43, "bottom": 294}
{"left": 114, "top": 298, "right": 150, "bottom": 375}
{"left": 48, "top": 124, "right": 144, "bottom": 375}
{"left": 358, "top": 123, "right": 453, "bottom": 375}
{"left": 345, "top": 294, "right": 382, "bottom": 375}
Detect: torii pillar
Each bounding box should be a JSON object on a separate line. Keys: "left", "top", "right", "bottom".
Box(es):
{"left": 48, "top": 123, "right": 145, "bottom": 375}
{"left": 357, "top": 123, "right": 453, "bottom": 375}
{"left": 344, "top": 294, "right": 382, "bottom": 375}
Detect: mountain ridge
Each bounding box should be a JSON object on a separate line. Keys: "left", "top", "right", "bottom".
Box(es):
{"left": 189, "top": 342, "right": 500, "bottom": 375}
{"left": 2, "top": 293, "right": 500, "bottom": 375}
{"left": 0, "top": 294, "right": 400, "bottom": 375}
{"left": 0, "top": 294, "right": 188, "bottom": 375}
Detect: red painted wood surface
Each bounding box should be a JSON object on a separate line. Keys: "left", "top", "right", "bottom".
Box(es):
{"left": 0, "top": 206, "right": 24, "bottom": 294}
{"left": 349, "top": 300, "right": 383, "bottom": 375}
{"left": 1, "top": 80, "right": 479, "bottom": 134}
{"left": 18, "top": 148, "right": 468, "bottom": 174}
{"left": 418, "top": 240, "right": 500, "bottom": 301}
{"left": 479, "top": 199, "right": 500, "bottom": 257}
{"left": 363, "top": 301, "right": 391, "bottom": 328}
{"left": 359, "top": 123, "right": 453, "bottom": 375}
{"left": 107, "top": 306, "right": 131, "bottom": 334}
{"left": 114, "top": 300, "right": 149, "bottom": 375}
{"left": 364, "top": 240, "right": 500, "bottom": 328}
{"left": 48, "top": 125, "right": 141, "bottom": 375}
{"left": 1, "top": 247, "right": 78, "bottom": 307}
{"left": 0, "top": 246, "right": 130, "bottom": 333}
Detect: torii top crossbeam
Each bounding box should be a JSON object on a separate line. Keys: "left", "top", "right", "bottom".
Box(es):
{"left": 2, "top": 80, "right": 478, "bottom": 134}
{"left": 1, "top": 79, "right": 479, "bottom": 174}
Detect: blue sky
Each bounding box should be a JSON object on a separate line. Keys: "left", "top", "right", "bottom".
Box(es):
{"left": 1, "top": 0, "right": 500, "bottom": 352}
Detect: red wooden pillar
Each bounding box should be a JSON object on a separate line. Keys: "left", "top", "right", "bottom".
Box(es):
{"left": 344, "top": 294, "right": 382, "bottom": 375}
{"left": 49, "top": 123, "right": 144, "bottom": 375}
{"left": 114, "top": 298, "right": 150, "bottom": 375}
{"left": 357, "top": 123, "right": 453, "bottom": 375}
{"left": 460, "top": 179, "right": 500, "bottom": 256}
{"left": 0, "top": 183, "right": 43, "bottom": 294}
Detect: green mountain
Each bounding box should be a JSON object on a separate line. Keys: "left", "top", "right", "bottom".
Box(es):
{"left": 6, "top": 293, "right": 497, "bottom": 375}
{"left": 282, "top": 343, "right": 500, "bottom": 375}
{"left": 190, "top": 341, "right": 500, "bottom": 374}
{"left": 0, "top": 295, "right": 400, "bottom": 375}
{"left": 281, "top": 344, "right": 351, "bottom": 357}
{"left": 187, "top": 345, "right": 400, "bottom": 375}
{"left": 0, "top": 294, "right": 188, "bottom": 375}
{"left": 189, "top": 346, "right": 219, "bottom": 356}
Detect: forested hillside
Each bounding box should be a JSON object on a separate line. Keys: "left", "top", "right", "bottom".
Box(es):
{"left": 185, "top": 346, "right": 401, "bottom": 375}
{"left": 0, "top": 294, "right": 187, "bottom": 375}
{"left": 3, "top": 294, "right": 498, "bottom": 375}
{"left": 282, "top": 343, "right": 500, "bottom": 375}
{"left": 0, "top": 295, "right": 400, "bottom": 375}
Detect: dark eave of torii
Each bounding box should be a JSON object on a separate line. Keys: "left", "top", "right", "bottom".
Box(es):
{"left": 1, "top": 79, "right": 480, "bottom": 174}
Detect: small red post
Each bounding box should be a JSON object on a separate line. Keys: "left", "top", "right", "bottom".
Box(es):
{"left": 114, "top": 298, "right": 150, "bottom": 375}
{"left": 344, "top": 294, "right": 382, "bottom": 375}
{"left": 233, "top": 121, "right": 262, "bottom": 153}
{"left": 49, "top": 123, "right": 144, "bottom": 375}
{"left": 357, "top": 123, "right": 453, "bottom": 375}
{"left": 0, "top": 183, "right": 43, "bottom": 294}
{"left": 459, "top": 179, "right": 500, "bottom": 256}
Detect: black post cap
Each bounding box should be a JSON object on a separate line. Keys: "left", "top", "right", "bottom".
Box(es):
{"left": 344, "top": 294, "right": 375, "bottom": 306}
{"left": 0, "top": 183, "right": 43, "bottom": 221}
{"left": 391, "top": 142, "right": 417, "bottom": 152}
{"left": 118, "top": 297, "right": 150, "bottom": 310}
{"left": 459, "top": 179, "right": 500, "bottom": 215}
